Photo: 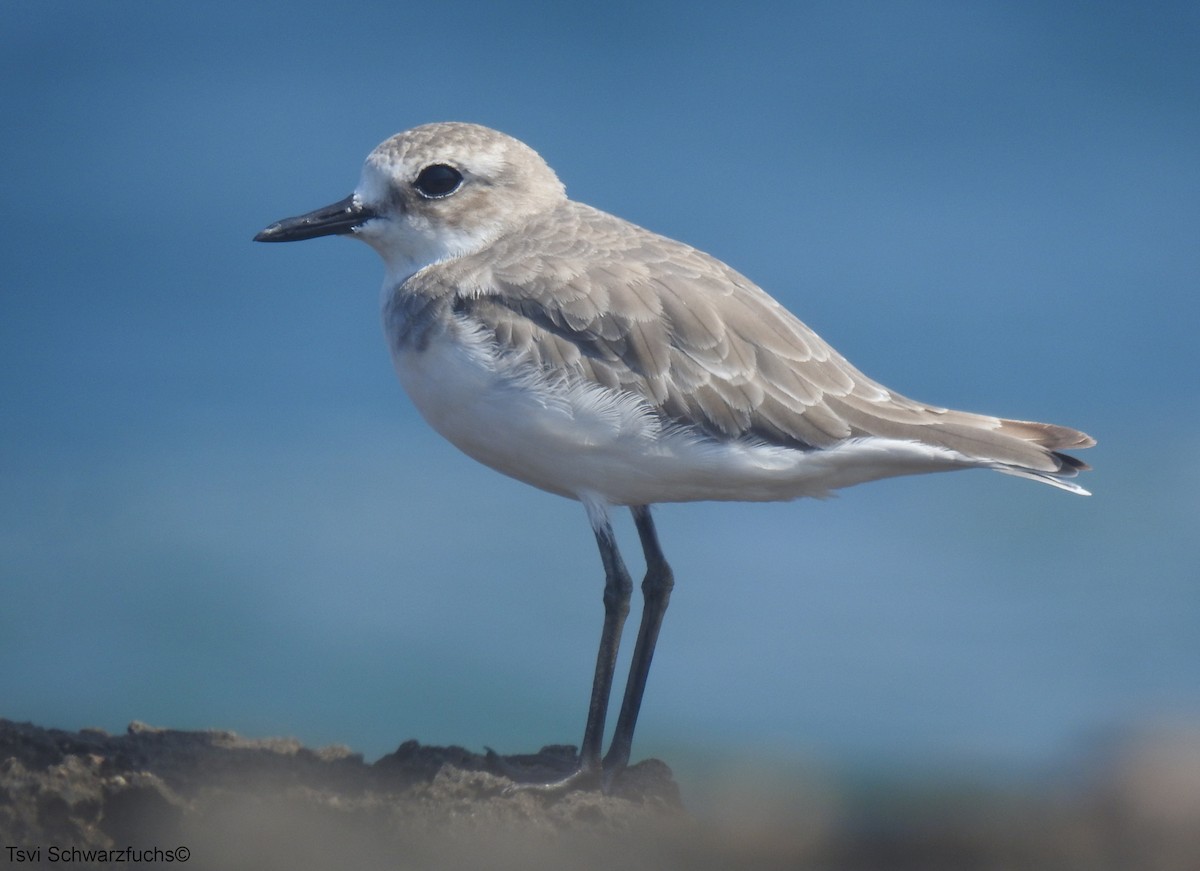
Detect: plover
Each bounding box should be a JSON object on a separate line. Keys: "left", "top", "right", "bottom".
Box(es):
{"left": 255, "top": 122, "right": 1094, "bottom": 790}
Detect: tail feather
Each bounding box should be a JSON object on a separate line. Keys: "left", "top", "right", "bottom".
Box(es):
{"left": 991, "top": 418, "right": 1095, "bottom": 494}
{"left": 996, "top": 418, "right": 1096, "bottom": 452}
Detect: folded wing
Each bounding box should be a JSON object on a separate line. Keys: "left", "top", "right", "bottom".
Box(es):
{"left": 416, "top": 201, "right": 1094, "bottom": 490}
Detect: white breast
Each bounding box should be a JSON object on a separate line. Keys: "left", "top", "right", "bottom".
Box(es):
{"left": 388, "top": 316, "right": 672, "bottom": 502}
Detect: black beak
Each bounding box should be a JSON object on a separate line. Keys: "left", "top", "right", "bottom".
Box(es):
{"left": 253, "top": 194, "right": 376, "bottom": 243}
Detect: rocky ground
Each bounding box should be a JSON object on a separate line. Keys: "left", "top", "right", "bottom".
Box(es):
{"left": 3, "top": 718, "right": 1199, "bottom": 870}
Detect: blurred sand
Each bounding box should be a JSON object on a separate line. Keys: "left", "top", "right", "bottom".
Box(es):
{"left": 3, "top": 718, "right": 1199, "bottom": 870}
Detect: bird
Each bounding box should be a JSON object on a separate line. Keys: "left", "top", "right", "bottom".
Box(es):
{"left": 254, "top": 121, "right": 1094, "bottom": 791}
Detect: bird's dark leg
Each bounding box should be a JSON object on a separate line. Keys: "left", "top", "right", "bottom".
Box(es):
{"left": 603, "top": 505, "right": 674, "bottom": 781}
{"left": 576, "top": 503, "right": 634, "bottom": 781}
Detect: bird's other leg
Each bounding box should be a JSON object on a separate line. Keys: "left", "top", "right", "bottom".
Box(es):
{"left": 575, "top": 499, "right": 634, "bottom": 783}
{"left": 603, "top": 505, "right": 674, "bottom": 782}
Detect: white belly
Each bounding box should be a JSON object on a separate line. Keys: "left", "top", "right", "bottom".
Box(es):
{"left": 387, "top": 321, "right": 967, "bottom": 505}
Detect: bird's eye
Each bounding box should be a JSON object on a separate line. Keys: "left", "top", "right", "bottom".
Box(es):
{"left": 413, "top": 164, "right": 464, "bottom": 199}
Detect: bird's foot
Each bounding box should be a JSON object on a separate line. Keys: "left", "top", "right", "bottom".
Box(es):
{"left": 484, "top": 746, "right": 615, "bottom": 795}
{"left": 501, "top": 766, "right": 603, "bottom": 796}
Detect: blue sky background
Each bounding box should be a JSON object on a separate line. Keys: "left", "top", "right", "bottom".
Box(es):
{"left": 3, "top": 1, "right": 1197, "bottom": 789}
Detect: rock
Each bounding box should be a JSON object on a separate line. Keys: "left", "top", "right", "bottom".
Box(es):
{"left": 0, "top": 718, "right": 684, "bottom": 870}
